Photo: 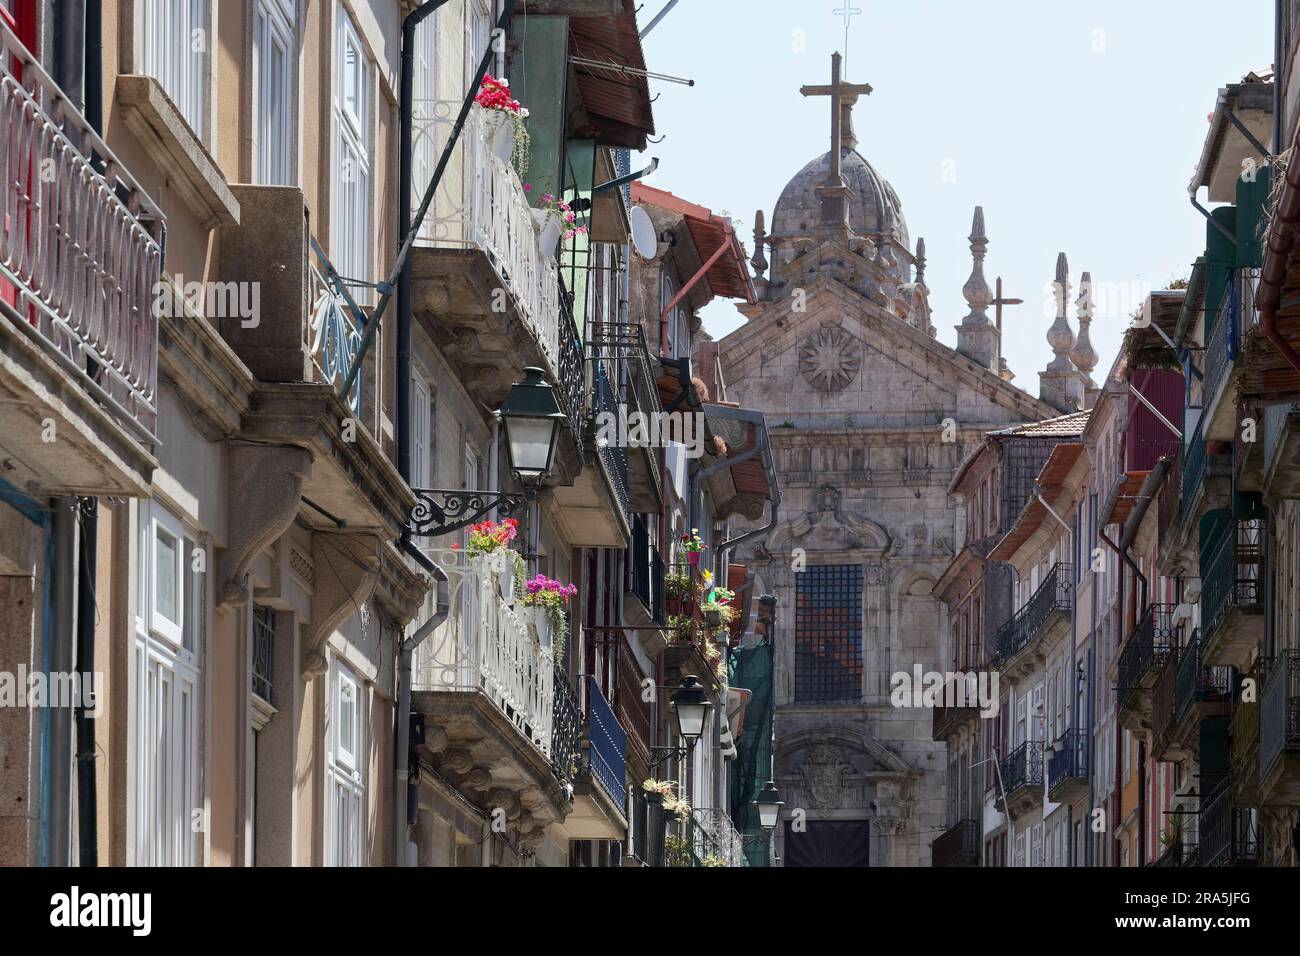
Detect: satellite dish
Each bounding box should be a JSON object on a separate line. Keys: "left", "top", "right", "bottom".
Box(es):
{"left": 630, "top": 205, "right": 658, "bottom": 260}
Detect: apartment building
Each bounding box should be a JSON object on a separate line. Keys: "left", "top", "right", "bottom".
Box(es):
{"left": 0, "top": 0, "right": 780, "bottom": 868}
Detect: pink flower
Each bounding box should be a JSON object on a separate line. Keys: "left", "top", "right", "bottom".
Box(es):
{"left": 523, "top": 183, "right": 533, "bottom": 193}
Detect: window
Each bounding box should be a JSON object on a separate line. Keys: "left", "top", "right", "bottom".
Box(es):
{"left": 141, "top": 0, "right": 209, "bottom": 138}
{"left": 252, "top": 604, "right": 275, "bottom": 703}
{"left": 411, "top": 369, "right": 435, "bottom": 488}
{"left": 794, "top": 564, "right": 863, "bottom": 702}
{"left": 333, "top": 5, "right": 373, "bottom": 305}
{"left": 327, "top": 661, "right": 365, "bottom": 866}
{"left": 465, "top": 0, "right": 493, "bottom": 92}
{"left": 134, "top": 501, "right": 203, "bottom": 866}
{"left": 253, "top": 0, "right": 295, "bottom": 184}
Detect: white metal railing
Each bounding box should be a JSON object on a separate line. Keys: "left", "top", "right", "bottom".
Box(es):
{"left": 0, "top": 20, "right": 163, "bottom": 437}
{"left": 410, "top": 99, "right": 560, "bottom": 369}
{"left": 691, "top": 808, "right": 747, "bottom": 867}
{"left": 307, "top": 258, "right": 363, "bottom": 414}
{"left": 411, "top": 548, "right": 554, "bottom": 758}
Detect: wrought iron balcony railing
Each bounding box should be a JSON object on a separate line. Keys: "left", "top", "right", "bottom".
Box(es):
{"left": 1175, "top": 627, "right": 1231, "bottom": 724}
{"left": 931, "top": 819, "right": 979, "bottom": 867}
{"left": 411, "top": 98, "right": 561, "bottom": 370}
{"left": 1180, "top": 418, "right": 1208, "bottom": 519}
{"left": 1047, "top": 728, "right": 1087, "bottom": 793}
{"left": 1151, "top": 642, "right": 1180, "bottom": 749}
{"left": 615, "top": 633, "right": 653, "bottom": 767}
{"left": 551, "top": 666, "right": 582, "bottom": 784}
{"left": 996, "top": 563, "right": 1072, "bottom": 663}
{"left": 999, "top": 740, "right": 1045, "bottom": 797}
{"left": 1199, "top": 775, "right": 1258, "bottom": 866}
{"left": 587, "top": 320, "right": 664, "bottom": 505}
{"left": 411, "top": 550, "right": 555, "bottom": 758}
{"left": 556, "top": 284, "right": 585, "bottom": 457}
{"left": 592, "top": 361, "right": 630, "bottom": 521}
{"left": 251, "top": 605, "right": 275, "bottom": 704}
{"left": 1, "top": 18, "right": 163, "bottom": 438}
{"left": 586, "top": 675, "right": 627, "bottom": 807}
{"left": 627, "top": 513, "right": 666, "bottom": 625}
{"left": 1261, "top": 649, "right": 1300, "bottom": 785}
{"left": 1152, "top": 840, "right": 1197, "bottom": 867}
{"left": 1117, "top": 603, "right": 1178, "bottom": 709}
{"left": 687, "top": 808, "right": 747, "bottom": 867}
{"left": 1231, "top": 659, "right": 1266, "bottom": 787}
{"left": 1201, "top": 514, "right": 1263, "bottom": 645}
{"left": 1202, "top": 284, "right": 1240, "bottom": 417}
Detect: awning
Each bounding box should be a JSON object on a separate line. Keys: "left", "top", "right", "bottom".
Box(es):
{"left": 988, "top": 443, "right": 1084, "bottom": 562}
{"left": 1100, "top": 470, "right": 1152, "bottom": 528}
{"left": 567, "top": 0, "right": 655, "bottom": 150}
{"left": 632, "top": 182, "right": 755, "bottom": 303}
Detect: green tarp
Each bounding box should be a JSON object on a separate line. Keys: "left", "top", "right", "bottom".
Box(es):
{"left": 728, "top": 641, "right": 774, "bottom": 866}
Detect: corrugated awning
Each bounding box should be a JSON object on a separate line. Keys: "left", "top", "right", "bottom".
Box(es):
{"left": 567, "top": 0, "right": 655, "bottom": 150}
{"left": 988, "top": 444, "right": 1084, "bottom": 562}
{"left": 632, "top": 182, "right": 755, "bottom": 303}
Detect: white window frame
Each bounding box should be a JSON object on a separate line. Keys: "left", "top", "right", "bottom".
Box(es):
{"left": 133, "top": 500, "right": 204, "bottom": 867}
{"left": 332, "top": 4, "right": 374, "bottom": 305}
{"left": 253, "top": 0, "right": 296, "bottom": 185}
{"left": 140, "top": 0, "right": 210, "bottom": 141}
{"left": 465, "top": 0, "right": 493, "bottom": 92}
{"left": 327, "top": 659, "right": 365, "bottom": 866}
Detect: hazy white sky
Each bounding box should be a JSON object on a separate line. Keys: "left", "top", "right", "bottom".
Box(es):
{"left": 636, "top": 0, "right": 1272, "bottom": 389}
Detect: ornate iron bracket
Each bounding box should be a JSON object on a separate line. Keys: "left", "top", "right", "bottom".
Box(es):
{"left": 408, "top": 488, "right": 531, "bottom": 539}
{"left": 648, "top": 744, "right": 693, "bottom": 772}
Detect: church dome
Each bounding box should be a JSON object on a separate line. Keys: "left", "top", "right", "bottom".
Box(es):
{"left": 770, "top": 147, "right": 909, "bottom": 250}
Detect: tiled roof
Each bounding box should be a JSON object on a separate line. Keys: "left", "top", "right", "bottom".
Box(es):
{"left": 989, "top": 409, "right": 1091, "bottom": 439}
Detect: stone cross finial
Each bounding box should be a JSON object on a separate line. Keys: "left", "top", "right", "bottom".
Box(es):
{"left": 751, "top": 209, "right": 768, "bottom": 278}
{"left": 960, "top": 207, "right": 991, "bottom": 325}
{"left": 1046, "top": 252, "right": 1076, "bottom": 372}
{"left": 914, "top": 237, "right": 926, "bottom": 285}
{"left": 1071, "top": 270, "right": 1098, "bottom": 376}
{"left": 790, "top": 51, "right": 873, "bottom": 189}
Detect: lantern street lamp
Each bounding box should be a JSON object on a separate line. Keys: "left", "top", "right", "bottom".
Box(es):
{"left": 670, "top": 674, "right": 713, "bottom": 743}
{"left": 407, "top": 367, "right": 567, "bottom": 538}
{"left": 754, "top": 780, "right": 784, "bottom": 831}
{"left": 500, "top": 366, "right": 566, "bottom": 483}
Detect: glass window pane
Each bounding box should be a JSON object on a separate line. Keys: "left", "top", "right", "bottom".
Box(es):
{"left": 155, "top": 525, "right": 179, "bottom": 625}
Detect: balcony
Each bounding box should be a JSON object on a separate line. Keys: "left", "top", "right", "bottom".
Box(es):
{"left": 563, "top": 676, "right": 629, "bottom": 841}
{"left": 995, "top": 563, "right": 1072, "bottom": 681}
{"left": 1174, "top": 626, "right": 1231, "bottom": 734}
{"left": 1047, "top": 728, "right": 1088, "bottom": 802}
{"left": 1260, "top": 650, "right": 1300, "bottom": 806}
{"left": 412, "top": 550, "right": 570, "bottom": 835}
{"left": 615, "top": 634, "right": 653, "bottom": 771}
{"left": 550, "top": 357, "right": 630, "bottom": 547}
{"left": 997, "top": 740, "right": 1045, "bottom": 819}
{"left": 1199, "top": 776, "right": 1258, "bottom": 866}
{"left": 1117, "top": 604, "right": 1179, "bottom": 732}
{"left": 1150, "top": 644, "right": 1181, "bottom": 760}
{"left": 1262, "top": 401, "right": 1300, "bottom": 498}
{"left": 1151, "top": 840, "right": 1197, "bottom": 867}
{"left": 0, "top": 19, "right": 161, "bottom": 496}
{"left": 408, "top": 100, "right": 571, "bottom": 435}
{"left": 684, "top": 808, "right": 747, "bottom": 867}
{"left": 1231, "top": 661, "right": 1264, "bottom": 804}
{"left": 587, "top": 322, "right": 664, "bottom": 512}
{"left": 931, "top": 819, "right": 979, "bottom": 867}
{"left": 1199, "top": 513, "right": 1264, "bottom": 670}
{"left": 624, "top": 513, "right": 666, "bottom": 628}
{"left": 1161, "top": 420, "right": 1232, "bottom": 577}
{"left": 931, "top": 700, "right": 981, "bottom": 741}
{"left": 1201, "top": 276, "right": 1252, "bottom": 443}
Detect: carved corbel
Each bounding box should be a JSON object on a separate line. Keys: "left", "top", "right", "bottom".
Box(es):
{"left": 217, "top": 444, "right": 313, "bottom": 606}
{"left": 300, "top": 531, "right": 383, "bottom": 679}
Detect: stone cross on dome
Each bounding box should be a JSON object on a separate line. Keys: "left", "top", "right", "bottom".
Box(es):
{"left": 800, "top": 52, "right": 872, "bottom": 230}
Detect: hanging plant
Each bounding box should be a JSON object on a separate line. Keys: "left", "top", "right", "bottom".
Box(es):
{"left": 474, "top": 74, "right": 530, "bottom": 175}
{"left": 519, "top": 573, "right": 577, "bottom": 659}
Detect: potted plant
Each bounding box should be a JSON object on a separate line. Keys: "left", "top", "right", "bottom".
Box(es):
{"left": 667, "top": 614, "right": 693, "bottom": 643}
{"left": 528, "top": 190, "right": 587, "bottom": 259}
{"left": 681, "top": 529, "right": 706, "bottom": 567}
{"left": 474, "top": 74, "right": 529, "bottom": 171}
{"left": 664, "top": 565, "right": 695, "bottom": 615}
{"left": 518, "top": 573, "right": 577, "bottom": 658}
{"left": 458, "top": 517, "right": 524, "bottom": 604}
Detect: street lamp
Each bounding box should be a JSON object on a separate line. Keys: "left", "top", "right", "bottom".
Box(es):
{"left": 754, "top": 780, "right": 784, "bottom": 831}
{"left": 408, "top": 368, "right": 567, "bottom": 538}
{"left": 500, "top": 366, "right": 566, "bottom": 484}
{"left": 670, "top": 675, "right": 712, "bottom": 743}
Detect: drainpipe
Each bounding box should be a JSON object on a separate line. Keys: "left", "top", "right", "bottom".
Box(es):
{"left": 1097, "top": 522, "right": 1124, "bottom": 867}
{"left": 46, "top": 497, "right": 77, "bottom": 866}
{"left": 1086, "top": 488, "right": 1098, "bottom": 867}
{"left": 393, "top": 563, "right": 449, "bottom": 866}
{"left": 74, "top": 499, "right": 97, "bottom": 866}
{"left": 398, "top": 1, "right": 450, "bottom": 487}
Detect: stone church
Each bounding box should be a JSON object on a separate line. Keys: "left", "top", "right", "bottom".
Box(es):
{"left": 717, "top": 54, "right": 1086, "bottom": 866}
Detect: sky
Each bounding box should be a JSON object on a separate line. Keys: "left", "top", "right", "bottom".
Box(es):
{"left": 634, "top": 0, "right": 1273, "bottom": 390}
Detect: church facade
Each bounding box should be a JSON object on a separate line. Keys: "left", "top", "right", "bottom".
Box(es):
{"left": 717, "top": 54, "right": 1077, "bottom": 866}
